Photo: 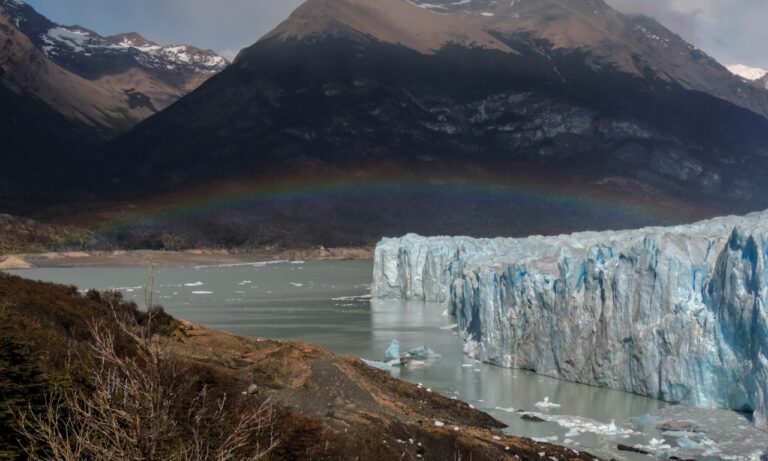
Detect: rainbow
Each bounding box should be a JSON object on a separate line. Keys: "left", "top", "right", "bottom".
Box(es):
{"left": 78, "top": 174, "right": 704, "bottom": 241}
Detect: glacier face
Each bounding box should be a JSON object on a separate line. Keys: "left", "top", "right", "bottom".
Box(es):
{"left": 372, "top": 211, "right": 768, "bottom": 429}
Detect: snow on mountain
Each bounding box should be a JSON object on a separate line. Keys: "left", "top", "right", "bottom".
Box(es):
{"left": 373, "top": 210, "right": 768, "bottom": 430}
{"left": 727, "top": 64, "right": 768, "bottom": 81}
{"left": 1, "top": 0, "right": 227, "bottom": 77}
{"left": 107, "top": 34, "right": 228, "bottom": 74}
{"left": 0, "top": 0, "right": 228, "bottom": 132}
{"left": 39, "top": 26, "right": 227, "bottom": 74}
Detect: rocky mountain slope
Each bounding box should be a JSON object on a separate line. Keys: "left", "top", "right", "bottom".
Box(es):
{"left": 0, "top": 77, "right": 100, "bottom": 209}
{"left": 0, "top": 0, "right": 227, "bottom": 134}
{"left": 75, "top": 0, "right": 768, "bottom": 248}
{"left": 373, "top": 209, "right": 768, "bottom": 435}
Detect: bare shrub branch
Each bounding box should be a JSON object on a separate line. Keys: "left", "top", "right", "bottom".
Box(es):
{"left": 16, "top": 307, "right": 278, "bottom": 461}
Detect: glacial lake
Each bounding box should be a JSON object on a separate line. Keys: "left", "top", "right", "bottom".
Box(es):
{"left": 12, "top": 260, "right": 767, "bottom": 461}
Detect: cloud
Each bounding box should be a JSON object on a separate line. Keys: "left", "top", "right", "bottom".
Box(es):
{"left": 606, "top": 0, "right": 768, "bottom": 67}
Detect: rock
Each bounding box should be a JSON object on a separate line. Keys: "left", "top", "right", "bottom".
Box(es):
{"left": 617, "top": 444, "right": 650, "bottom": 455}
{"left": 372, "top": 210, "right": 768, "bottom": 429}
{"left": 521, "top": 414, "right": 546, "bottom": 423}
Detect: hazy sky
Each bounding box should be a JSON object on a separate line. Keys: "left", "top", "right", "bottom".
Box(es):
{"left": 23, "top": 0, "right": 768, "bottom": 67}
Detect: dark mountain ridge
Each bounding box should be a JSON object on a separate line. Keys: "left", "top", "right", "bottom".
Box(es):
{"left": 6, "top": 0, "right": 768, "bottom": 248}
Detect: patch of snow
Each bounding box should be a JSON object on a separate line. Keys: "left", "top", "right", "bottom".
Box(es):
{"left": 727, "top": 64, "right": 768, "bottom": 81}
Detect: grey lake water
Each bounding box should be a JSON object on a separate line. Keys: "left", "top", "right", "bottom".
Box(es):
{"left": 12, "top": 261, "right": 768, "bottom": 460}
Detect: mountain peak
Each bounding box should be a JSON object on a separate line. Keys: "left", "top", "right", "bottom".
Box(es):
{"left": 106, "top": 32, "right": 156, "bottom": 48}
{"left": 261, "top": 0, "right": 514, "bottom": 54}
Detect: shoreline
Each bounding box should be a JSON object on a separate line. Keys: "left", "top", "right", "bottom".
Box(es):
{"left": 0, "top": 246, "right": 374, "bottom": 270}
{"left": 0, "top": 271, "right": 597, "bottom": 460}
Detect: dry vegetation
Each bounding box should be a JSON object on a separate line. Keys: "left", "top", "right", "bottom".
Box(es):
{"left": 16, "top": 318, "right": 277, "bottom": 461}
{"left": 0, "top": 215, "right": 83, "bottom": 255}
{"left": 0, "top": 272, "right": 597, "bottom": 461}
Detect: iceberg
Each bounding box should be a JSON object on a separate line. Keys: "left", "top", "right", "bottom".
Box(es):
{"left": 372, "top": 210, "right": 768, "bottom": 429}
{"left": 370, "top": 340, "right": 442, "bottom": 368}
{"left": 385, "top": 339, "right": 401, "bottom": 362}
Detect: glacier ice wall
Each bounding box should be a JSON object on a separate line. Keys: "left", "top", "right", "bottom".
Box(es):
{"left": 372, "top": 211, "right": 768, "bottom": 429}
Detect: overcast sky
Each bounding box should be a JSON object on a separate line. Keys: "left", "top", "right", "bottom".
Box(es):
{"left": 23, "top": 0, "right": 768, "bottom": 67}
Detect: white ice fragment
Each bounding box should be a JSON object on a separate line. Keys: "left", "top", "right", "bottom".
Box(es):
{"left": 534, "top": 397, "right": 561, "bottom": 409}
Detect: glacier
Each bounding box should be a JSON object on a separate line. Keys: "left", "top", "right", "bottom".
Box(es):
{"left": 372, "top": 211, "right": 768, "bottom": 429}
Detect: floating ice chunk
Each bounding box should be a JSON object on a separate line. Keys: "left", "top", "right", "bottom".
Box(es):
{"left": 362, "top": 359, "right": 392, "bottom": 371}
{"left": 332, "top": 294, "right": 372, "bottom": 301}
{"left": 494, "top": 406, "right": 516, "bottom": 413}
{"left": 384, "top": 340, "right": 401, "bottom": 362}
{"left": 404, "top": 346, "right": 441, "bottom": 361}
{"left": 534, "top": 397, "right": 561, "bottom": 409}
{"left": 526, "top": 413, "right": 635, "bottom": 438}
{"left": 382, "top": 340, "right": 442, "bottom": 366}
{"left": 184, "top": 282, "right": 203, "bottom": 287}
{"left": 440, "top": 324, "right": 458, "bottom": 330}
{"left": 191, "top": 291, "right": 213, "bottom": 295}
{"left": 648, "top": 438, "right": 671, "bottom": 449}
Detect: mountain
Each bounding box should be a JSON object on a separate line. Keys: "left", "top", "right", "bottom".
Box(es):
{"left": 0, "top": 0, "right": 227, "bottom": 134}
{"left": 268, "top": 0, "right": 768, "bottom": 120}
{"left": 14, "top": 0, "right": 768, "bottom": 249}
{"left": 0, "top": 75, "right": 98, "bottom": 211}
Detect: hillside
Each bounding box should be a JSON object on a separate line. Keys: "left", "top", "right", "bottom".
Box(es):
{"left": 0, "top": 272, "right": 596, "bottom": 460}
